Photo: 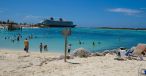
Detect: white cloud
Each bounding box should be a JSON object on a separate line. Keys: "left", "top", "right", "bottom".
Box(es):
{"left": 24, "top": 15, "right": 43, "bottom": 19}
{"left": 108, "top": 8, "right": 142, "bottom": 16}
{"left": 22, "top": 15, "right": 44, "bottom": 23}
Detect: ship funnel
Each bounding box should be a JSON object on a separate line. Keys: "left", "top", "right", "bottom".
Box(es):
{"left": 50, "top": 17, "right": 54, "bottom": 21}
{"left": 59, "top": 18, "right": 63, "bottom": 22}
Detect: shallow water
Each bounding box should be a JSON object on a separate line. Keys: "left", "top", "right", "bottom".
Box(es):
{"left": 0, "top": 28, "right": 146, "bottom": 53}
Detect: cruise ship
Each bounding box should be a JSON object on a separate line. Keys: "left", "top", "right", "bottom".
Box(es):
{"left": 38, "top": 17, "right": 77, "bottom": 28}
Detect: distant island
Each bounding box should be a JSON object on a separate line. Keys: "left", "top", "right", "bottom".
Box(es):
{"left": 97, "top": 27, "right": 146, "bottom": 30}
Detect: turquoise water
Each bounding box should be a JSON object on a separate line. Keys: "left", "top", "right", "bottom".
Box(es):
{"left": 0, "top": 28, "right": 146, "bottom": 53}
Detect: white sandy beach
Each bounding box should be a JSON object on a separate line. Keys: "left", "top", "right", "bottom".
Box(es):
{"left": 0, "top": 50, "right": 146, "bottom": 76}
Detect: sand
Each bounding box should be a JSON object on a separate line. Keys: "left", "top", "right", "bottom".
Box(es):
{"left": 0, "top": 50, "right": 146, "bottom": 76}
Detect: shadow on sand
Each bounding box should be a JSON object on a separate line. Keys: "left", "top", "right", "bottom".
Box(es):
{"left": 67, "top": 61, "right": 80, "bottom": 64}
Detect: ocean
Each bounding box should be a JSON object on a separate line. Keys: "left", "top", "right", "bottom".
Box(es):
{"left": 0, "top": 27, "right": 146, "bottom": 53}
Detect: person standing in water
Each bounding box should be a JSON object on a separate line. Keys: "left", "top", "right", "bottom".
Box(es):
{"left": 24, "top": 38, "right": 29, "bottom": 53}
{"left": 17, "top": 36, "right": 20, "bottom": 41}
{"left": 93, "top": 41, "right": 95, "bottom": 46}
{"left": 40, "top": 43, "right": 43, "bottom": 53}
{"left": 44, "top": 45, "right": 48, "bottom": 51}
{"left": 79, "top": 40, "right": 82, "bottom": 45}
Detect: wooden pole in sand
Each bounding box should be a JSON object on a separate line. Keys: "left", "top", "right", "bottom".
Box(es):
{"left": 64, "top": 35, "right": 67, "bottom": 62}
{"left": 62, "top": 28, "right": 71, "bottom": 62}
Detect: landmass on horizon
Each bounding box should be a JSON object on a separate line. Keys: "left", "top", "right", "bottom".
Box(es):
{"left": 96, "top": 27, "right": 146, "bottom": 30}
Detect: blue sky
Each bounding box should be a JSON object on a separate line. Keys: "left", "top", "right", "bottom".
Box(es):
{"left": 0, "top": 0, "right": 146, "bottom": 27}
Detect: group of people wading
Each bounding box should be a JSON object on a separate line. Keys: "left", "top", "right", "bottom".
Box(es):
{"left": 24, "top": 38, "right": 48, "bottom": 53}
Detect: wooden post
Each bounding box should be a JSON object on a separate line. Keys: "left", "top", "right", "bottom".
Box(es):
{"left": 64, "top": 35, "right": 67, "bottom": 62}
{"left": 62, "top": 28, "right": 71, "bottom": 62}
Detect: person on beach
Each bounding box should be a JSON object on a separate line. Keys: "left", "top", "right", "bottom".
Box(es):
{"left": 138, "top": 50, "right": 146, "bottom": 61}
{"left": 24, "top": 38, "right": 29, "bottom": 53}
{"left": 116, "top": 47, "right": 127, "bottom": 60}
{"left": 68, "top": 44, "right": 71, "bottom": 54}
{"left": 40, "top": 43, "right": 43, "bottom": 53}
{"left": 125, "top": 49, "right": 134, "bottom": 57}
{"left": 44, "top": 45, "right": 48, "bottom": 51}
{"left": 138, "top": 54, "right": 144, "bottom": 61}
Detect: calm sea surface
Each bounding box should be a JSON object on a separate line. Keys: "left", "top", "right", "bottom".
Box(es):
{"left": 0, "top": 28, "right": 146, "bottom": 53}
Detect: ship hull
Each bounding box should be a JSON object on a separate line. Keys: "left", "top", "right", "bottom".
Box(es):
{"left": 44, "top": 24, "right": 76, "bottom": 28}
{"left": 39, "top": 19, "right": 77, "bottom": 28}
